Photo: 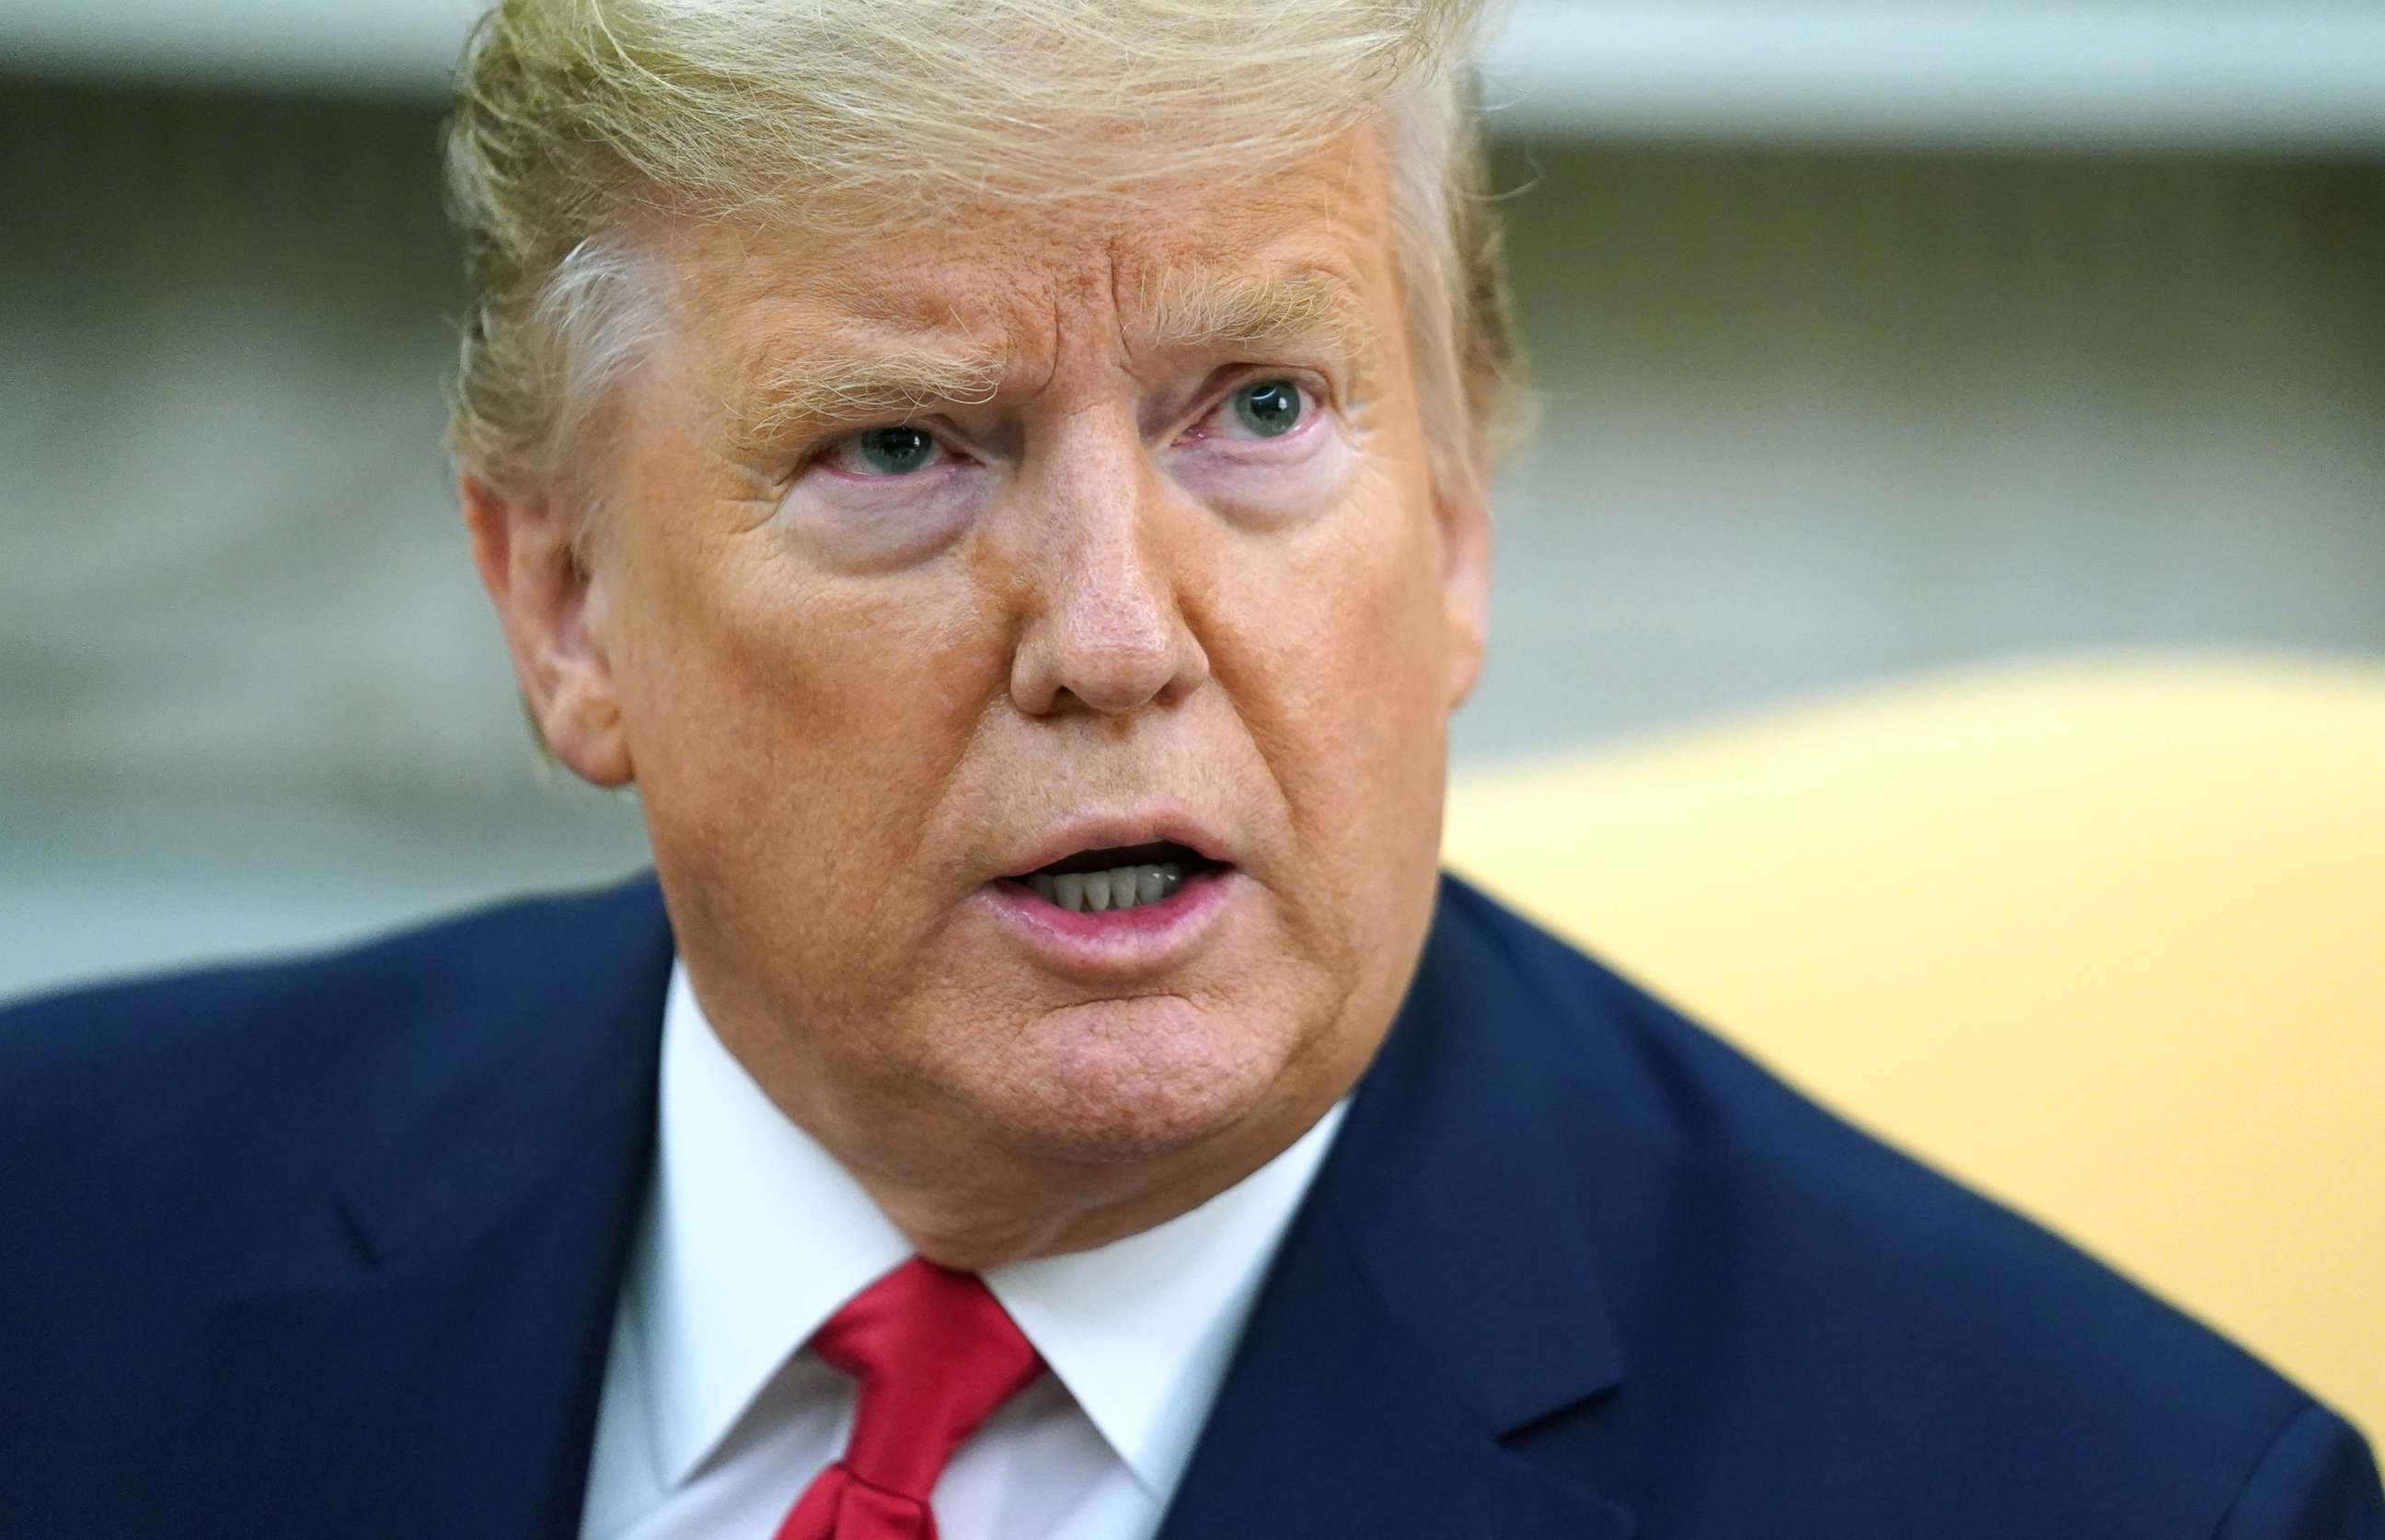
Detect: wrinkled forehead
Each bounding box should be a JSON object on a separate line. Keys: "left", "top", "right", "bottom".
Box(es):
{"left": 653, "top": 126, "right": 1404, "bottom": 390}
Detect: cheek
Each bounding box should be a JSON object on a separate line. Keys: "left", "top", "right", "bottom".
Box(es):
{"left": 1255, "top": 460, "right": 1449, "bottom": 736}
{"left": 607, "top": 512, "right": 1008, "bottom": 962}
{"left": 1205, "top": 459, "right": 1453, "bottom": 934}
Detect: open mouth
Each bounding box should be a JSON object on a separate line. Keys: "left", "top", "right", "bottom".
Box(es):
{"left": 1003, "top": 840, "right": 1227, "bottom": 915}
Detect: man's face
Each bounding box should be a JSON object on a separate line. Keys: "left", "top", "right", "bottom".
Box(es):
{"left": 514, "top": 128, "right": 1488, "bottom": 1223}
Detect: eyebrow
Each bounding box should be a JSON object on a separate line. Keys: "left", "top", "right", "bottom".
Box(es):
{"left": 722, "top": 267, "right": 1377, "bottom": 457}
{"left": 727, "top": 341, "right": 1007, "bottom": 460}
{"left": 1137, "top": 266, "right": 1379, "bottom": 365}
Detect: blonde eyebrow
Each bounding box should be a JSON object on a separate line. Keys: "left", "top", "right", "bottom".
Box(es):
{"left": 726, "top": 341, "right": 1005, "bottom": 458}
{"left": 721, "top": 269, "right": 1372, "bottom": 458}
{"left": 1138, "top": 267, "right": 1377, "bottom": 364}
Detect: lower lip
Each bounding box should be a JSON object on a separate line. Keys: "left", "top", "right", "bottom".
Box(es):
{"left": 980, "top": 867, "right": 1239, "bottom": 971}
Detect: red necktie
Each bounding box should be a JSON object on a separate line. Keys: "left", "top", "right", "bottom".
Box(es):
{"left": 773, "top": 1258, "right": 1046, "bottom": 1540}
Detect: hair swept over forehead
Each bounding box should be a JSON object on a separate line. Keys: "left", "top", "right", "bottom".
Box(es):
{"left": 455, "top": 0, "right": 1486, "bottom": 220}
{"left": 445, "top": 0, "right": 1527, "bottom": 500}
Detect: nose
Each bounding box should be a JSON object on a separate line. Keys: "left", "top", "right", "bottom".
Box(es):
{"left": 1006, "top": 420, "right": 1210, "bottom": 719}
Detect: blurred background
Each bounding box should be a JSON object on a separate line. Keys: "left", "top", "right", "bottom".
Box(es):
{"left": 4, "top": 0, "right": 2383, "bottom": 999}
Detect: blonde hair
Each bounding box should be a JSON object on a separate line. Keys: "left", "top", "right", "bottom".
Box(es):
{"left": 444, "top": 0, "right": 1527, "bottom": 511}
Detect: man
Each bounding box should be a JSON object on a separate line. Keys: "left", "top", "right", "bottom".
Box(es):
{"left": 3, "top": 1, "right": 2378, "bottom": 1535}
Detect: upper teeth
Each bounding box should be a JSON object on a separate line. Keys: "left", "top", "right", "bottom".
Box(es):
{"left": 1029, "top": 863, "right": 1186, "bottom": 914}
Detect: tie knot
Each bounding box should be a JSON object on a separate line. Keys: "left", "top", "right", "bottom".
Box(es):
{"left": 805, "top": 1258, "right": 1044, "bottom": 1502}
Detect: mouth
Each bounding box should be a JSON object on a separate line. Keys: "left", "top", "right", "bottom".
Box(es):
{"left": 999, "top": 840, "right": 1230, "bottom": 916}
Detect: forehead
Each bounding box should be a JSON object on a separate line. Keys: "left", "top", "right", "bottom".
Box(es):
{"left": 662, "top": 127, "right": 1400, "bottom": 374}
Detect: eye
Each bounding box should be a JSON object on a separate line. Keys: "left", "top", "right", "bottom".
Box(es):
{"left": 1224, "top": 378, "right": 1306, "bottom": 439}
{"left": 826, "top": 424, "right": 944, "bottom": 477}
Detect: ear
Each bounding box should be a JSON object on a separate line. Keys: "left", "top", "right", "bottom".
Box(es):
{"left": 1434, "top": 468, "right": 1492, "bottom": 710}
{"left": 460, "top": 471, "right": 635, "bottom": 787}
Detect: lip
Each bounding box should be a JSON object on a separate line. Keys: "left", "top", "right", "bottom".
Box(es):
{"left": 994, "top": 807, "right": 1237, "bottom": 881}
{"left": 979, "top": 864, "right": 1242, "bottom": 977}
{"left": 980, "top": 805, "right": 1245, "bottom": 977}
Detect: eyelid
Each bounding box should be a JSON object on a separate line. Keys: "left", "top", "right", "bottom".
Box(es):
{"left": 1183, "top": 371, "right": 1328, "bottom": 442}
{"left": 808, "top": 419, "right": 960, "bottom": 480}
{"left": 789, "top": 371, "right": 1329, "bottom": 477}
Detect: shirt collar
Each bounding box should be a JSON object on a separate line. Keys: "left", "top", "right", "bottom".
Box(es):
{"left": 633, "top": 960, "right": 1347, "bottom": 1498}
{"left": 985, "top": 1097, "right": 1346, "bottom": 1499}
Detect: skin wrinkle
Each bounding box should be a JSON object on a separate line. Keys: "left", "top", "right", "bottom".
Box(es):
{"left": 710, "top": 225, "right": 1379, "bottom": 474}
{"left": 463, "top": 123, "right": 1489, "bottom": 1269}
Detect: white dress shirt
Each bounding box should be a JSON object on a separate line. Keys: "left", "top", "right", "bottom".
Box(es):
{"left": 578, "top": 963, "right": 1348, "bottom": 1540}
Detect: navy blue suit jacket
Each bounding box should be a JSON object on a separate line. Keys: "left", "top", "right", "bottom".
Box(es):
{"left": 4, "top": 873, "right": 2379, "bottom": 1538}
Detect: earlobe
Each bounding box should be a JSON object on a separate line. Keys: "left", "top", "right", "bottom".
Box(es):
{"left": 1435, "top": 477, "right": 1492, "bottom": 710}
{"left": 459, "top": 472, "right": 635, "bottom": 787}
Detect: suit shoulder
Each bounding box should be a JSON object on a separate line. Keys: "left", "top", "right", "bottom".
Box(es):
{"left": 1, "top": 875, "right": 662, "bottom": 1097}
{"left": 0, "top": 875, "right": 666, "bottom": 1225}
{"left": 1436, "top": 877, "right": 2368, "bottom": 1526}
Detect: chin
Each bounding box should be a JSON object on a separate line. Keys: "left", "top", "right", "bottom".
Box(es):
{"left": 969, "top": 992, "right": 1300, "bottom": 1166}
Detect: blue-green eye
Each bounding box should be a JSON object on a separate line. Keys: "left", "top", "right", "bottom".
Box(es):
{"left": 849, "top": 425, "right": 938, "bottom": 476}
{"left": 1230, "top": 380, "right": 1305, "bottom": 438}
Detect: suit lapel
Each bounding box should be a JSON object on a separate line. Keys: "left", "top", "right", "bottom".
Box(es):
{"left": 169, "top": 878, "right": 675, "bottom": 1540}
{"left": 1158, "top": 878, "right": 1636, "bottom": 1540}
{"left": 1157, "top": 1212, "right": 1633, "bottom": 1540}
{"left": 175, "top": 1182, "right": 643, "bottom": 1540}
